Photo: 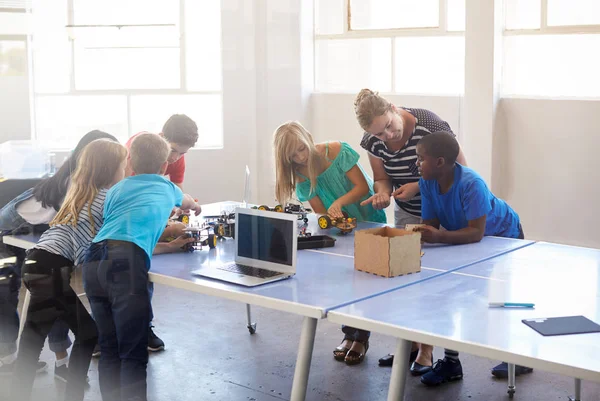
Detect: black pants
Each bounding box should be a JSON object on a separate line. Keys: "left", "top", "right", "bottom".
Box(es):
{"left": 11, "top": 249, "right": 98, "bottom": 401}
{"left": 83, "top": 240, "right": 150, "bottom": 401}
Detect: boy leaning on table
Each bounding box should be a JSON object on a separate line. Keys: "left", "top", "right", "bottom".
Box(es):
{"left": 412, "top": 131, "right": 531, "bottom": 385}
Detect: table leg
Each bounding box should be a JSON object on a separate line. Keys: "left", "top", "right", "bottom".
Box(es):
{"left": 290, "top": 317, "right": 317, "bottom": 401}
{"left": 568, "top": 378, "right": 582, "bottom": 401}
{"left": 387, "top": 339, "right": 411, "bottom": 401}
{"left": 18, "top": 289, "right": 31, "bottom": 338}
{"left": 507, "top": 363, "right": 516, "bottom": 398}
{"left": 246, "top": 304, "right": 256, "bottom": 334}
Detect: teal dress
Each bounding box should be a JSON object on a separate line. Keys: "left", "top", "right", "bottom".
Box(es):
{"left": 296, "top": 142, "right": 386, "bottom": 223}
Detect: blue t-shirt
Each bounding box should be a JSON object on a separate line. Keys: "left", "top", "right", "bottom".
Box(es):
{"left": 93, "top": 175, "right": 184, "bottom": 260}
{"left": 419, "top": 164, "right": 521, "bottom": 238}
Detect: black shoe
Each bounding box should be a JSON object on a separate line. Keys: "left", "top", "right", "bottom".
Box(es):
{"left": 491, "top": 362, "right": 533, "bottom": 378}
{"left": 92, "top": 344, "right": 101, "bottom": 358}
{"left": 410, "top": 356, "right": 434, "bottom": 376}
{"left": 378, "top": 349, "right": 419, "bottom": 367}
{"left": 148, "top": 326, "right": 165, "bottom": 352}
{"left": 55, "top": 363, "right": 90, "bottom": 387}
{"left": 421, "top": 358, "right": 463, "bottom": 386}
{"left": 0, "top": 360, "right": 47, "bottom": 376}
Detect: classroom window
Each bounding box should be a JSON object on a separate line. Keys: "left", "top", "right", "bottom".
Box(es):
{"left": 503, "top": 0, "right": 600, "bottom": 98}
{"left": 30, "top": 0, "right": 223, "bottom": 148}
{"left": 314, "top": 0, "right": 464, "bottom": 95}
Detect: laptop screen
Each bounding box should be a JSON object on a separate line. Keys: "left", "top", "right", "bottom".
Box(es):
{"left": 237, "top": 212, "right": 294, "bottom": 266}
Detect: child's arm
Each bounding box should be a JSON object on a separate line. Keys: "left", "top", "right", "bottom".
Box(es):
{"left": 307, "top": 196, "right": 327, "bottom": 215}
{"left": 328, "top": 165, "right": 369, "bottom": 218}
{"left": 153, "top": 235, "right": 196, "bottom": 255}
{"left": 180, "top": 193, "right": 202, "bottom": 216}
{"left": 417, "top": 216, "right": 486, "bottom": 244}
{"left": 159, "top": 221, "right": 186, "bottom": 242}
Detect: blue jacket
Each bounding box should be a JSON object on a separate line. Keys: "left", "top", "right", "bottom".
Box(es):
{"left": 0, "top": 188, "right": 49, "bottom": 235}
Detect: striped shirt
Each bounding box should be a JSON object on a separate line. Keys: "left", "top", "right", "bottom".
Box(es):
{"left": 360, "top": 108, "right": 455, "bottom": 217}
{"left": 35, "top": 189, "right": 107, "bottom": 266}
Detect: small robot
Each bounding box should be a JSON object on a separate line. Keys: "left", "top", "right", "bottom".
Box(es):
{"left": 255, "top": 203, "right": 311, "bottom": 223}
{"left": 208, "top": 212, "right": 236, "bottom": 239}
{"left": 182, "top": 225, "right": 217, "bottom": 252}
{"left": 317, "top": 212, "right": 357, "bottom": 235}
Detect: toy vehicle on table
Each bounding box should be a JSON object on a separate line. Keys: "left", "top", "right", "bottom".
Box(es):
{"left": 254, "top": 203, "right": 312, "bottom": 223}
{"left": 182, "top": 225, "right": 217, "bottom": 252}
{"left": 317, "top": 211, "right": 357, "bottom": 235}
{"left": 208, "top": 212, "right": 235, "bottom": 239}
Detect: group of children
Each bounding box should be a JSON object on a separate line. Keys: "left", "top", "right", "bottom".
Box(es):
{"left": 0, "top": 88, "right": 529, "bottom": 400}
{"left": 0, "top": 115, "right": 201, "bottom": 401}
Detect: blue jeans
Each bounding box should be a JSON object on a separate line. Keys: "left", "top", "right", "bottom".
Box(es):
{"left": 0, "top": 247, "right": 71, "bottom": 358}
{"left": 83, "top": 240, "right": 150, "bottom": 401}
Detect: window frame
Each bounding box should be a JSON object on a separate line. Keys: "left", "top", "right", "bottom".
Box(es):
{"left": 314, "top": 0, "right": 464, "bottom": 94}
{"left": 30, "top": 0, "right": 224, "bottom": 149}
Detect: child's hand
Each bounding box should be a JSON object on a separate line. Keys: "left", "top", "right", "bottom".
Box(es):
{"left": 165, "top": 222, "right": 187, "bottom": 238}
{"left": 360, "top": 192, "right": 391, "bottom": 210}
{"left": 192, "top": 202, "right": 202, "bottom": 216}
{"left": 327, "top": 201, "right": 344, "bottom": 219}
{"left": 415, "top": 225, "right": 442, "bottom": 243}
{"left": 168, "top": 235, "right": 196, "bottom": 250}
{"left": 392, "top": 182, "right": 419, "bottom": 202}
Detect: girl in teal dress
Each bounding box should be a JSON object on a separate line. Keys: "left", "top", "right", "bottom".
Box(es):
{"left": 273, "top": 121, "right": 385, "bottom": 366}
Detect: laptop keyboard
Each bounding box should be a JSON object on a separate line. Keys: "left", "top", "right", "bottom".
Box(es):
{"left": 217, "top": 263, "right": 284, "bottom": 279}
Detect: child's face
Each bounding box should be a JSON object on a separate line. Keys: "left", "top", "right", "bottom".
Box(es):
{"left": 167, "top": 142, "right": 191, "bottom": 164}
{"left": 366, "top": 109, "right": 404, "bottom": 142}
{"left": 415, "top": 144, "right": 437, "bottom": 180}
{"left": 291, "top": 142, "right": 309, "bottom": 166}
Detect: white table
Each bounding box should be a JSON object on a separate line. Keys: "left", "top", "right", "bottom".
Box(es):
{"left": 328, "top": 242, "right": 600, "bottom": 401}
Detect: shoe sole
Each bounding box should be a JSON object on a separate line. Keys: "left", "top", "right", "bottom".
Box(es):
{"left": 147, "top": 345, "right": 164, "bottom": 352}
{"left": 55, "top": 373, "right": 68, "bottom": 383}
{"left": 421, "top": 374, "right": 463, "bottom": 386}
{"left": 492, "top": 368, "right": 533, "bottom": 379}
{"left": 92, "top": 353, "right": 101, "bottom": 358}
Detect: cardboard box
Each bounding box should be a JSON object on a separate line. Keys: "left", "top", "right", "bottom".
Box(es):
{"left": 354, "top": 227, "right": 421, "bottom": 278}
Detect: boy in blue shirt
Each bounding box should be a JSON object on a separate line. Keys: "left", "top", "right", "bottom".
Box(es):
{"left": 82, "top": 133, "right": 201, "bottom": 401}
{"left": 414, "top": 131, "right": 530, "bottom": 386}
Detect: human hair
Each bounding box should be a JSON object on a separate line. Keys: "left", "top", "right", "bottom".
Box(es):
{"left": 273, "top": 121, "right": 323, "bottom": 205}
{"left": 51, "top": 139, "right": 127, "bottom": 235}
{"left": 32, "top": 130, "right": 118, "bottom": 211}
{"left": 161, "top": 114, "right": 199, "bottom": 148}
{"left": 417, "top": 131, "right": 460, "bottom": 165}
{"left": 353, "top": 88, "right": 394, "bottom": 131}
{"left": 130, "top": 132, "right": 171, "bottom": 174}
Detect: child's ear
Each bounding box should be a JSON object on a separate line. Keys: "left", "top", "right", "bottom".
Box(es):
{"left": 436, "top": 156, "right": 446, "bottom": 168}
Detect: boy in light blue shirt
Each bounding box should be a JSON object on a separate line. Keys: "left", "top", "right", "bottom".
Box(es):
{"left": 82, "top": 133, "right": 200, "bottom": 401}
{"left": 414, "top": 131, "right": 529, "bottom": 387}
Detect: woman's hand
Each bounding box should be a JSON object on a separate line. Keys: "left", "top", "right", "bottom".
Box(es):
{"left": 360, "top": 192, "right": 391, "bottom": 210}
{"left": 392, "top": 182, "right": 420, "bottom": 202}
{"left": 327, "top": 201, "right": 344, "bottom": 219}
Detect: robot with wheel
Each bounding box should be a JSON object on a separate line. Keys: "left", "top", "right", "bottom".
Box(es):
{"left": 317, "top": 211, "right": 357, "bottom": 235}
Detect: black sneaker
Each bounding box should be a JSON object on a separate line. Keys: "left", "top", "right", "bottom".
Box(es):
{"left": 491, "top": 362, "right": 533, "bottom": 378}
{"left": 54, "top": 363, "right": 90, "bottom": 387}
{"left": 421, "top": 358, "right": 463, "bottom": 386}
{"left": 148, "top": 326, "right": 165, "bottom": 352}
{"left": 0, "top": 360, "right": 47, "bottom": 376}
{"left": 92, "top": 344, "right": 101, "bottom": 358}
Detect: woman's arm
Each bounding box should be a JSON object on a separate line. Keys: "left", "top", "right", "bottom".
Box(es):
{"left": 456, "top": 142, "right": 467, "bottom": 166}
{"left": 360, "top": 154, "right": 392, "bottom": 210}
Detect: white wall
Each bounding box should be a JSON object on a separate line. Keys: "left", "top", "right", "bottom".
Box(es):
{"left": 494, "top": 98, "right": 600, "bottom": 248}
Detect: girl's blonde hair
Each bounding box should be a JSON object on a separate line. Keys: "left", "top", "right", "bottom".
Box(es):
{"left": 273, "top": 121, "right": 323, "bottom": 205}
{"left": 51, "top": 139, "right": 127, "bottom": 235}
{"left": 354, "top": 88, "right": 394, "bottom": 131}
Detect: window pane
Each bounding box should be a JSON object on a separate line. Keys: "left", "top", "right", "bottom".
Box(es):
{"left": 34, "top": 96, "right": 128, "bottom": 147}
{"left": 73, "top": 0, "right": 178, "bottom": 25}
{"left": 0, "top": 40, "right": 26, "bottom": 76}
{"left": 74, "top": 47, "right": 180, "bottom": 90}
{"left": 185, "top": 0, "right": 222, "bottom": 91}
{"left": 447, "top": 0, "right": 465, "bottom": 31}
{"left": 31, "top": 0, "right": 70, "bottom": 93}
{"left": 316, "top": 38, "right": 392, "bottom": 92}
{"left": 130, "top": 95, "right": 223, "bottom": 148}
{"left": 350, "top": 0, "right": 439, "bottom": 30}
{"left": 394, "top": 37, "right": 464, "bottom": 94}
{"left": 505, "top": 0, "right": 541, "bottom": 30}
{"left": 503, "top": 35, "right": 600, "bottom": 97}
{"left": 548, "top": 0, "right": 600, "bottom": 26}
{"left": 316, "top": 0, "right": 344, "bottom": 34}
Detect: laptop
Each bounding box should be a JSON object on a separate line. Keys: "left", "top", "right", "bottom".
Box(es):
{"left": 191, "top": 207, "right": 298, "bottom": 286}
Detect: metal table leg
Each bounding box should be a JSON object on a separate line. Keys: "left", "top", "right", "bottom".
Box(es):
{"left": 387, "top": 339, "right": 412, "bottom": 401}
{"left": 568, "top": 378, "right": 582, "bottom": 401}
{"left": 18, "top": 289, "right": 31, "bottom": 338}
{"left": 246, "top": 303, "right": 256, "bottom": 334}
{"left": 290, "top": 317, "right": 317, "bottom": 401}
{"left": 507, "top": 363, "right": 516, "bottom": 398}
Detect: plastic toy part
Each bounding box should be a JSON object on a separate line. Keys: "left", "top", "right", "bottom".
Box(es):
{"left": 318, "top": 215, "right": 357, "bottom": 234}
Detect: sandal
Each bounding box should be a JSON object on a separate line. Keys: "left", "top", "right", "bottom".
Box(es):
{"left": 345, "top": 340, "right": 369, "bottom": 365}
{"left": 333, "top": 339, "right": 353, "bottom": 361}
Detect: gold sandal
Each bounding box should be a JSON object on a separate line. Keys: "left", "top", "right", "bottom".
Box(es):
{"left": 333, "top": 339, "right": 353, "bottom": 361}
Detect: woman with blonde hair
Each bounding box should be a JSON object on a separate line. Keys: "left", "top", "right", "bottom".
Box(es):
{"left": 355, "top": 89, "right": 473, "bottom": 383}
{"left": 273, "top": 121, "right": 385, "bottom": 365}
{"left": 11, "top": 138, "right": 128, "bottom": 401}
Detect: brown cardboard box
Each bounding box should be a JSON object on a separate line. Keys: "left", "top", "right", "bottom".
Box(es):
{"left": 354, "top": 227, "right": 421, "bottom": 277}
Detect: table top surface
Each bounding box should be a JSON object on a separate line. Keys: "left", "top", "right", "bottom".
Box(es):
{"left": 328, "top": 241, "right": 600, "bottom": 381}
